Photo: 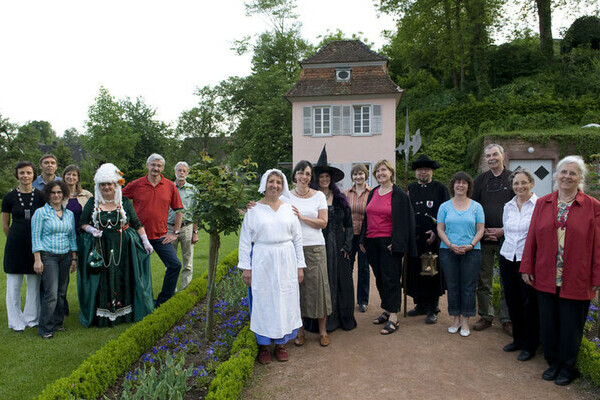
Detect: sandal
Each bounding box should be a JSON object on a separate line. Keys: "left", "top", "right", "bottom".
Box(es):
{"left": 380, "top": 320, "right": 399, "bottom": 335}
{"left": 294, "top": 331, "right": 305, "bottom": 346}
{"left": 372, "top": 312, "right": 390, "bottom": 325}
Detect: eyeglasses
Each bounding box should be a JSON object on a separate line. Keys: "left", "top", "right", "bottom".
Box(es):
{"left": 50, "top": 190, "right": 63, "bottom": 195}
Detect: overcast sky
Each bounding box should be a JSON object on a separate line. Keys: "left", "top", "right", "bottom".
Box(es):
{"left": 0, "top": 1, "right": 592, "bottom": 136}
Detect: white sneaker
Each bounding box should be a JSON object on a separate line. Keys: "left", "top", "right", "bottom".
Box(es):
{"left": 460, "top": 328, "right": 470, "bottom": 337}
{"left": 448, "top": 325, "right": 461, "bottom": 334}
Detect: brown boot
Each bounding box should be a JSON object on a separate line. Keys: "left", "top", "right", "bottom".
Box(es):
{"left": 257, "top": 345, "right": 271, "bottom": 364}
{"left": 472, "top": 318, "right": 492, "bottom": 331}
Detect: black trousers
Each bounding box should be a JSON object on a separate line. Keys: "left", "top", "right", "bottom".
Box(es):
{"left": 537, "top": 289, "right": 590, "bottom": 377}
{"left": 499, "top": 255, "right": 539, "bottom": 352}
{"left": 365, "top": 237, "right": 403, "bottom": 313}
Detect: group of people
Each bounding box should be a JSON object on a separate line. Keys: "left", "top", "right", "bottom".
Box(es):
{"left": 240, "top": 144, "right": 600, "bottom": 387}
{"left": 3, "top": 153, "right": 199, "bottom": 339}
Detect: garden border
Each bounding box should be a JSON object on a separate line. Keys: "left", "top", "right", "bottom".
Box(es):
{"left": 36, "top": 249, "right": 239, "bottom": 400}
{"left": 492, "top": 283, "right": 600, "bottom": 386}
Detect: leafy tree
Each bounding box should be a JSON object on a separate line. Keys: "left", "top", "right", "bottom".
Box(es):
{"left": 84, "top": 87, "right": 173, "bottom": 173}
{"left": 123, "top": 96, "right": 173, "bottom": 170}
{"left": 85, "top": 87, "right": 139, "bottom": 171}
{"left": 175, "top": 85, "right": 226, "bottom": 162}
{"left": 219, "top": 0, "right": 313, "bottom": 171}
{"left": 188, "top": 154, "right": 257, "bottom": 339}
{"left": 315, "top": 29, "right": 374, "bottom": 53}
{"left": 562, "top": 15, "right": 600, "bottom": 51}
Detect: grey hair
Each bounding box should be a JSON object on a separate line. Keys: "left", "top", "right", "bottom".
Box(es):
{"left": 553, "top": 155, "right": 587, "bottom": 191}
{"left": 146, "top": 153, "right": 165, "bottom": 165}
{"left": 174, "top": 161, "right": 189, "bottom": 173}
{"left": 484, "top": 143, "right": 505, "bottom": 156}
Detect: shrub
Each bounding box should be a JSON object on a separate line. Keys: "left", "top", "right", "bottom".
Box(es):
{"left": 36, "top": 249, "right": 238, "bottom": 400}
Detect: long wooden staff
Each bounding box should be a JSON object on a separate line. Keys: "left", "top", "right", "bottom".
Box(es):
{"left": 402, "top": 254, "right": 407, "bottom": 317}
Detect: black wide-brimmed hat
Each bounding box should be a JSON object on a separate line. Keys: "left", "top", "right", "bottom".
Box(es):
{"left": 313, "top": 145, "right": 345, "bottom": 183}
{"left": 411, "top": 154, "right": 440, "bottom": 170}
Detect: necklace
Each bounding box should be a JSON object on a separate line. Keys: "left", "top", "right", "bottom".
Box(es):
{"left": 558, "top": 193, "right": 576, "bottom": 203}
{"left": 16, "top": 187, "right": 34, "bottom": 220}
{"left": 295, "top": 187, "right": 310, "bottom": 197}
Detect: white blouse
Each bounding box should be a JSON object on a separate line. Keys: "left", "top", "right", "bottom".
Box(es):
{"left": 283, "top": 191, "right": 327, "bottom": 246}
{"left": 499, "top": 194, "right": 538, "bottom": 262}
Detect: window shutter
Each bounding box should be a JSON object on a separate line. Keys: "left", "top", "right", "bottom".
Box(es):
{"left": 342, "top": 105, "right": 352, "bottom": 135}
{"left": 303, "top": 106, "right": 312, "bottom": 136}
{"left": 372, "top": 105, "right": 382, "bottom": 135}
{"left": 332, "top": 106, "right": 341, "bottom": 135}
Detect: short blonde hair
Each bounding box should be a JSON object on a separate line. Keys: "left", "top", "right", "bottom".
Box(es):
{"left": 372, "top": 159, "right": 395, "bottom": 182}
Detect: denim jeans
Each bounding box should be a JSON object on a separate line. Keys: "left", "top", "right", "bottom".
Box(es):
{"left": 151, "top": 237, "right": 182, "bottom": 307}
{"left": 39, "top": 252, "right": 71, "bottom": 336}
{"left": 440, "top": 248, "right": 481, "bottom": 317}
{"left": 350, "top": 235, "right": 370, "bottom": 306}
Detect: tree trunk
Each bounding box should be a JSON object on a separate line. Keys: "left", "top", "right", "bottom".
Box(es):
{"left": 204, "top": 231, "right": 221, "bottom": 340}
{"left": 536, "top": 0, "right": 553, "bottom": 63}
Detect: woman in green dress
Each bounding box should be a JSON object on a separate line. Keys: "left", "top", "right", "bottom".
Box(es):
{"left": 77, "top": 163, "right": 155, "bottom": 327}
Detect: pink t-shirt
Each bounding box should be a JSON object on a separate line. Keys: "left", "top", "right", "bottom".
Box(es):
{"left": 366, "top": 189, "right": 393, "bottom": 238}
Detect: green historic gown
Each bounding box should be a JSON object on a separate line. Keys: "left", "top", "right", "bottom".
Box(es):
{"left": 77, "top": 197, "right": 154, "bottom": 327}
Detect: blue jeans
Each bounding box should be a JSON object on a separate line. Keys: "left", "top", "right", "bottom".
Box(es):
{"left": 39, "top": 252, "right": 71, "bottom": 336}
{"left": 151, "top": 237, "right": 182, "bottom": 307}
{"left": 440, "top": 249, "right": 481, "bottom": 317}
{"left": 350, "top": 235, "right": 370, "bottom": 306}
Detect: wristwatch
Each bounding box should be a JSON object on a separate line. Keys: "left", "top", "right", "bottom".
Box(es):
{"left": 173, "top": 230, "right": 180, "bottom": 235}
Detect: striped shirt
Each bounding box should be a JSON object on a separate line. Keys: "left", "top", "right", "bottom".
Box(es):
{"left": 31, "top": 203, "right": 77, "bottom": 254}
{"left": 344, "top": 184, "right": 372, "bottom": 235}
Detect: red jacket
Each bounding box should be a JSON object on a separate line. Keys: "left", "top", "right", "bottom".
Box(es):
{"left": 520, "top": 190, "right": 600, "bottom": 300}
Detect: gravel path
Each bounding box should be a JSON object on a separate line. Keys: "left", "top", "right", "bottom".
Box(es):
{"left": 242, "top": 270, "right": 599, "bottom": 400}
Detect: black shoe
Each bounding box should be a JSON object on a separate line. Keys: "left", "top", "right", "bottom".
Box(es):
{"left": 542, "top": 365, "right": 560, "bottom": 381}
{"left": 407, "top": 306, "right": 427, "bottom": 317}
{"left": 425, "top": 312, "right": 438, "bottom": 324}
{"left": 358, "top": 304, "right": 368, "bottom": 313}
{"left": 517, "top": 350, "right": 534, "bottom": 361}
{"left": 555, "top": 370, "right": 578, "bottom": 386}
{"left": 503, "top": 342, "right": 521, "bottom": 352}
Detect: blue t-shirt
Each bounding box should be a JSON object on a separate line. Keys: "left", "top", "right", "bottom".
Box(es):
{"left": 437, "top": 199, "right": 485, "bottom": 249}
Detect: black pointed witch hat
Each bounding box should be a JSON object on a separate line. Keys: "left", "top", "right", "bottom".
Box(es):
{"left": 313, "top": 145, "right": 345, "bottom": 183}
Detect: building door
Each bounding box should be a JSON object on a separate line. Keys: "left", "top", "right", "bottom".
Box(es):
{"left": 508, "top": 159, "right": 554, "bottom": 197}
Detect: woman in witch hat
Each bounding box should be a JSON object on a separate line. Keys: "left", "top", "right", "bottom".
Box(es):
{"left": 305, "top": 146, "right": 356, "bottom": 333}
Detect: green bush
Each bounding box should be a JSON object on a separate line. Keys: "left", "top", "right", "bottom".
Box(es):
{"left": 562, "top": 16, "right": 600, "bottom": 52}
{"left": 36, "top": 249, "right": 239, "bottom": 400}
{"left": 578, "top": 338, "right": 600, "bottom": 386}
{"left": 206, "top": 326, "right": 258, "bottom": 400}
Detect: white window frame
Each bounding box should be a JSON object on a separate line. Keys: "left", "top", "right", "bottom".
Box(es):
{"left": 302, "top": 104, "right": 381, "bottom": 137}
{"left": 353, "top": 105, "right": 371, "bottom": 135}
{"left": 313, "top": 106, "right": 332, "bottom": 136}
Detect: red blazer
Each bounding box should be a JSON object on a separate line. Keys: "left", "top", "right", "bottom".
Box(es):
{"left": 520, "top": 190, "right": 600, "bottom": 300}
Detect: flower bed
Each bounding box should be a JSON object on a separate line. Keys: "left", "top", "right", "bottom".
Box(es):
{"left": 108, "top": 266, "right": 255, "bottom": 399}
{"left": 36, "top": 250, "right": 240, "bottom": 400}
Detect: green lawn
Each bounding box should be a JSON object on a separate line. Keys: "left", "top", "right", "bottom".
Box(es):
{"left": 0, "top": 229, "right": 239, "bottom": 400}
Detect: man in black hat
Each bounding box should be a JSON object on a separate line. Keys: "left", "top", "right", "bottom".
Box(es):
{"left": 406, "top": 155, "right": 450, "bottom": 324}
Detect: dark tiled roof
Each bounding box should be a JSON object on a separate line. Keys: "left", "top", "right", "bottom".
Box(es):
{"left": 301, "top": 40, "right": 388, "bottom": 64}
{"left": 285, "top": 65, "right": 402, "bottom": 97}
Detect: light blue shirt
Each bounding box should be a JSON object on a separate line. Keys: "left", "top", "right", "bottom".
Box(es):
{"left": 31, "top": 203, "right": 77, "bottom": 254}
{"left": 437, "top": 199, "right": 485, "bottom": 249}
{"left": 32, "top": 175, "right": 62, "bottom": 191}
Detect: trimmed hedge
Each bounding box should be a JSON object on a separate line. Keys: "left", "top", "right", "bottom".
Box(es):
{"left": 206, "top": 325, "right": 258, "bottom": 400}
{"left": 578, "top": 338, "right": 600, "bottom": 386}
{"left": 36, "top": 249, "right": 239, "bottom": 400}
{"left": 492, "top": 282, "right": 600, "bottom": 387}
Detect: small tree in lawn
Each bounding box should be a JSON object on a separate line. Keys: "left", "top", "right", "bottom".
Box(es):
{"left": 188, "top": 153, "right": 257, "bottom": 339}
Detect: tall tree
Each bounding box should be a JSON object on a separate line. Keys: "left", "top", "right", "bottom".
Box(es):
{"left": 219, "top": 0, "right": 312, "bottom": 171}
{"left": 380, "top": 0, "right": 503, "bottom": 96}
{"left": 85, "top": 87, "right": 138, "bottom": 171}
{"left": 176, "top": 85, "right": 225, "bottom": 162}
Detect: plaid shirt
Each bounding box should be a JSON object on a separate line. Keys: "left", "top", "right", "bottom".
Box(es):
{"left": 344, "top": 184, "right": 372, "bottom": 235}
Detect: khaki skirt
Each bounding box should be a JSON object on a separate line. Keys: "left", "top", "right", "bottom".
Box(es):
{"left": 300, "top": 245, "right": 332, "bottom": 319}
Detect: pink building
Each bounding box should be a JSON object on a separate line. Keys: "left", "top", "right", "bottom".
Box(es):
{"left": 285, "top": 40, "right": 403, "bottom": 190}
